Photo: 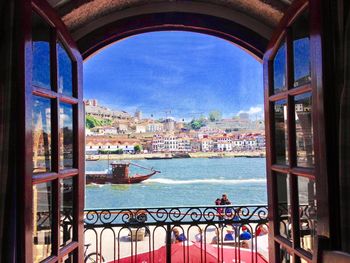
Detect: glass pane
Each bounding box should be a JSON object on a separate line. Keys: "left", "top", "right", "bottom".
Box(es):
{"left": 58, "top": 42, "right": 73, "bottom": 96}
{"left": 293, "top": 11, "right": 311, "bottom": 87}
{"left": 280, "top": 245, "right": 293, "bottom": 263}
{"left": 33, "top": 97, "right": 51, "bottom": 173}
{"left": 60, "top": 178, "right": 74, "bottom": 247}
{"left": 295, "top": 93, "right": 314, "bottom": 167}
{"left": 273, "top": 41, "right": 287, "bottom": 94}
{"left": 277, "top": 173, "right": 292, "bottom": 241}
{"left": 32, "top": 12, "right": 51, "bottom": 89}
{"left": 274, "top": 100, "right": 288, "bottom": 164}
{"left": 298, "top": 177, "right": 317, "bottom": 253}
{"left": 60, "top": 103, "right": 74, "bottom": 169}
{"left": 33, "top": 182, "right": 53, "bottom": 262}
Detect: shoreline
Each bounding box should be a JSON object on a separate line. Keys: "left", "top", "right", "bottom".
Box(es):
{"left": 86, "top": 151, "right": 266, "bottom": 160}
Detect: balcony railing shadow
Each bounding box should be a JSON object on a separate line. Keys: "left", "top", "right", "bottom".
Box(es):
{"left": 83, "top": 205, "right": 269, "bottom": 263}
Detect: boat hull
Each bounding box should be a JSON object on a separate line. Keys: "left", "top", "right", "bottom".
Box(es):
{"left": 145, "top": 157, "right": 172, "bottom": 160}
{"left": 86, "top": 171, "right": 157, "bottom": 184}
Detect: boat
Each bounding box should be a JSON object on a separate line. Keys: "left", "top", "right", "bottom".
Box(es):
{"left": 86, "top": 155, "right": 100, "bottom": 161}
{"left": 172, "top": 153, "right": 191, "bottom": 158}
{"left": 145, "top": 153, "right": 173, "bottom": 160}
{"left": 86, "top": 162, "right": 160, "bottom": 184}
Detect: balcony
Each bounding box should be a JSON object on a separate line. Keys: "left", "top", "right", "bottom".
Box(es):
{"left": 83, "top": 205, "right": 269, "bottom": 263}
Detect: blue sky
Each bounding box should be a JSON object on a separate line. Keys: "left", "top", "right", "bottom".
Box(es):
{"left": 84, "top": 31, "right": 263, "bottom": 120}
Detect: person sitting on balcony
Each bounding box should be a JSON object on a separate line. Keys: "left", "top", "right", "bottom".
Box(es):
{"left": 232, "top": 208, "right": 241, "bottom": 227}
{"left": 172, "top": 228, "right": 187, "bottom": 243}
{"left": 220, "top": 193, "right": 231, "bottom": 205}
{"left": 215, "top": 198, "right": 224, "bottom": 222}
{"left": 224, "top": 226, "right": 235, "bottom": 241}
{"left": 255, "top": 225, "right": 268, "bottom": 236}
{"left": 195, "top": 228, "right": 203, "bottom": 242}
{"left": 240, "top": 226, "right": 252, "bottom": 240}
{"left": 221, "top": 194, "right": 233, "bottom": 218}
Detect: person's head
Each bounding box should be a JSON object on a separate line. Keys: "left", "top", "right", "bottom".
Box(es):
{"left": 226, "top": 226, "right": 234, "bottom": 233}
{"left": 215, "top": 198, "right": 221, "bottom": 205}
{"left": 222, "top": 194, "right": 228, "bottom": 201}
{"left": 173, "top": 228, "right": 180, "bottom": 236}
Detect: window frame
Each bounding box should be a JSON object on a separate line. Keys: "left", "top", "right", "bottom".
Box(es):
{"left": 264, "top": 0, "right": 328, "bottom": 262}
{"left": 23, "top": 0, "right": 85, "bottom": 262}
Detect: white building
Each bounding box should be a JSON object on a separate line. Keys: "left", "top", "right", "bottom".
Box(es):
{"left": 164, "top": 135, "right": 178, "bottom": 151}
{"left": 216, "top": 136, "right": 233, "bottom": 151}
{"left": 177, "top": 137, "right": 192, "bottom": 152}
{"left": 200, "top": 138, "right": 214, "bottom": 152}
{"left": 152, "top": 135, "right": 164, "bottom": 152}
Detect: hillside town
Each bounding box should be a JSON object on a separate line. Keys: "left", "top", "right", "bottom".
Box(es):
{"left": 84, "top": 99, "right": 266, "bottom": 156}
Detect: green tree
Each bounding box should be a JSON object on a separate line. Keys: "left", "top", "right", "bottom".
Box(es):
{"left": 190, "top": 119, "right": 205, "bottom": 130}
{"left": 134, "top": 144, "right": 143, "bottom": 153}
{"left": 209, "top": 110, "right": 222, "bottom": 122}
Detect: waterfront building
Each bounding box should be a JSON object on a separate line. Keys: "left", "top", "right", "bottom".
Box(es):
{"left": 216, "top": 136, "right": 233, "bottom": 151}
{"left": 163, "top": 134, "right": 178, "bottom": 151}
{"left": 177, "top": 137, "right": 192, "bottom": 152}
{"left": 85, "top": 136, "right": 140, "bottom": 153}
{"left": 200, "top": 138, "right": 214, "bottom": 152}
{"left": 190, "top": 139, "right": 201, "bottom": 152}
{"left": 152, "top": 135, "right": 165, "bottom": 152}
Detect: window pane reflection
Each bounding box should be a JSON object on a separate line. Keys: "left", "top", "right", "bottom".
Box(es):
{"left": 33, "top": 97, "right": 51, "bottom": 173}
{"left": 273, "top": 42, "right": 287, "bottom": 94}
{"left": 274, "top": 100, "right": 288, "bottom": 164}
{"left": 60, "top": 178, "right": 74, "bottom": 247}
{"left": 280, "top": 246, "right": 293, "bottom": 263}
{"left": 33, "top": 182, "right": 52, "bottom": 262}
{"left": 277, "top": 173, "right": 292, "bottom": 241}
{"left": 58, "top": 42, "right": 73, "bottom": 96}
{"left": 32, "top": 12, "right": 51, "bottom": 89}
{"left": 298, "top": 177, "right": 317, "bottom": 253}
{"left": 295, "top": 93, "right": 314, "bottom": 167}
{"left": 60, "top": 103, "right": 73, "bottom": 169}
{"left": 293, "top": 11, "right": 311, "bottom": 87}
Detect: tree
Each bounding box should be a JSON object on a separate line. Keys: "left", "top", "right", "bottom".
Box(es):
{"left": 190, "top": 119, "right": 205, "bottom": 130}
{"left": 209, "top": 110, "right": 222, "bottom": 122}
{"left": 134, "top": 144, "right": 143, "bottom": 153}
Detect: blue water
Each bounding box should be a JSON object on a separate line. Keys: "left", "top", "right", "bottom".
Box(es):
{"left": 85, "top": 158, "right": 267, "bottom": 209}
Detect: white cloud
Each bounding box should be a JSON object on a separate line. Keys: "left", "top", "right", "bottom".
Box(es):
{"left": 237, "top": 105, "right": 264, "bottom": 117}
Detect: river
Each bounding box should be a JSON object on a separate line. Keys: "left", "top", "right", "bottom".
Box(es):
{"left": 85, "top": 157, "right": 267, "bottom": 209}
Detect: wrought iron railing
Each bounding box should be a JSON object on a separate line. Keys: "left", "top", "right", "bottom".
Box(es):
{"left": 83, "top": 205, "right": 269, "bottom": 263}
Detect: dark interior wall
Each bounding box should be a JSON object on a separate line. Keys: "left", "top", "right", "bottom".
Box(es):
{"left": 321, "top": 0, "right": 350, "bottom": 253}
{"left": 0, "top": 1, "right": 18, "bottom": 262}
{"left": 339, "top": 0, "right": 350, "bottom": 254}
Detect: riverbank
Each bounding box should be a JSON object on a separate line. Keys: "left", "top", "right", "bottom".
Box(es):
{"left": 86, "top": 151, "right": 266, "bottom": 160}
